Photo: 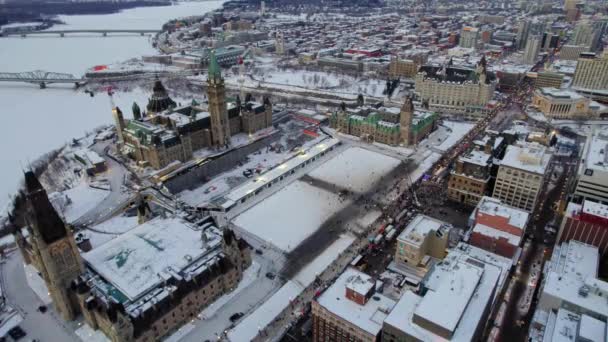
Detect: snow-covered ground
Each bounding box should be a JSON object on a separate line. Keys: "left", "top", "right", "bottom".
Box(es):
{"left": 24, "top": 264, "right": 52, "bottom": 305}
{"left": 307, "top": 146, "right": 401, "bottom": 193}
{"left": 0, "top": 1, "right": 224, "bottom": 210}
{"left": 227, "top": 234, "right": 355, "bottom": 342}
{"left": 233, "top": 181, "right": 348, "bottom": 252}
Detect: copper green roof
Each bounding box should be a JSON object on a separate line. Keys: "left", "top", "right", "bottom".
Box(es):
{"left": 208, "top": 49, "right": 222, "bottom": 80}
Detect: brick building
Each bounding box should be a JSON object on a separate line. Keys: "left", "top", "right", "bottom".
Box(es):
{"left": 558, "top": 201, "right": 608, "bottom": 255}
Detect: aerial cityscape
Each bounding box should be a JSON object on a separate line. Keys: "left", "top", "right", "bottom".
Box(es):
{"left": 1, "top": 0, "right": 608, "bottom": 341}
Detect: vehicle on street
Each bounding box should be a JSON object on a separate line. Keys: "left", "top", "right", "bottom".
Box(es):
{"left": 265, "top": 272, "right": 276, "bottom": 280}
{"left": 229, "top": 312, "right": 244, "bottom": 322}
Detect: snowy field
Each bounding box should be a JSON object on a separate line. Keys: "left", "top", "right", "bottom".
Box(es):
{"left": 228, "top": 234, "right": 355, "bottom": 342}
{"left": 308, "top": 147, "right": 402, "bottom": 193}
{"left": 0, "top": 1, "right": 223, "bottom": 209}
{"left": 233, "top": 181, "right": 348, "bottom": 252}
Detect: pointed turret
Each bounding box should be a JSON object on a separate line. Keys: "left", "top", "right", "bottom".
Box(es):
{"left": 132, "top": 102, "right": 141, "bottom": 120}
{"left": 24, "top": 171, "right": 67, "bottom": 244}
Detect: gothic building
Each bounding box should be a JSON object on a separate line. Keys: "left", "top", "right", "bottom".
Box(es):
{"left": 14, "top": 171, "right": 83, "bottom": 321}
{"left": 414, "top": 56, "right": 496, "bottom": 116}
{"left": 13, "top": 172, "right": 251, "bottom": 342}
{"left": 114, "top": 50, "right": 273, "bottom": 170}
{"left": 330, "top": 96, "right": 437, "bottom": 146}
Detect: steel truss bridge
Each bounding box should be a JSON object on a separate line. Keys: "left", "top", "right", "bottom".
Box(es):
{"left": 1, "top": 29, "right": 160, "bottom": 37}
{"left": 0, "top": 70, "right": 86, "bottom": 88}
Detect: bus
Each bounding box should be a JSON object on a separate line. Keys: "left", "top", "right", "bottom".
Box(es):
{"left": 350, "top": 254, "right": 363, "bottom": 267}
{"left": 386, "top": 230, "right": 397, "bottom": 241}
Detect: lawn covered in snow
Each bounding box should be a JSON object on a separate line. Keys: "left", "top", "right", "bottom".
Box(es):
{"left": 233, "top": 181, "right": 349, "bottom": 253}
{"left": 308, "top": 147, "right": 402, "bottom": 193}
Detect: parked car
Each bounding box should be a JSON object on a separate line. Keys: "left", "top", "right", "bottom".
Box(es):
{"left": 229, "top": 312, "right": 244, "bottom": 322}
{"left": 8, "top": 326, "right": 26, "bottom": 340}
{"left": 37, "top": 305, "right": 47, "bottom": 313}
{"left": 255, "top": 249, "right": 263, "bottom": 255}
{"left": 265, "top": 272, "right": 276, "bottom": 280}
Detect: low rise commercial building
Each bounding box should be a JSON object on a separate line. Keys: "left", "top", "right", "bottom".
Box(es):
{"left": 312, "top": 268, "right": 396, "bottom": 342}
{"left": 530, "top": 241, "right": 608, "bottom": 341}
{"left": 389, "top": 57, "right": 419, "bottom": 78}
{"left": 492, "top": 142, "right": 552, "bottom": 212}
{"left": 395, "top": 215, "right": 451, "bottom": 268}
{"left": 558, "top": 200, "right": 608, "bottom": 255}
{"left": 531, "top": 88, "right": 604, "bottom": 120}
{"left": 448, "top": 143, "right": 493, "bottom": 207}
{"left": 383, "top": 243, "right": 503, "bottom": 341}
{"left": 573, "top": 129, "right": 608, "bottom": 204}
{"left": 468, "top": 196, "right": 530, "bottom": 259}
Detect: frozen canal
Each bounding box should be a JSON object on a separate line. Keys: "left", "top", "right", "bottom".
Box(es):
{"left": 0, "top": 0, "right": 224, "bottom": 210}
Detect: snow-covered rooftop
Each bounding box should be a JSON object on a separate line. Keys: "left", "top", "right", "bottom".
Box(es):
{"left": 415, "top": 261, "right": 483, "bottom": 334}
{"left": 472, "top": 223, "right": 521, "bottom": 245}
{"left": 82, "top": 217, "right": 221, "bottom": 301}
{"left": 500, "top": 143, "right": 551, "bottom": 175}
{"left": 477, "top": 196, "right": 529, "bottom": 230}
{"left": 316, "top": 268, "right": 396, "bottom": 336}
{"left": 386, "top": 247, "right": 501, "bottom": 341}
{"left": 579, "top": 314, "right": 606, "bottom": 342}
{"left": 307, "top": 146, "right": 402, "bottom": 194}
{"left": 397, "top": 215, "right": 449, "bottom": 247}
{"left": 583, "top": 129, "right": 608, "bottom": 173}
{"left": 582, "top": 200, "right": 608, "bottom": 219}
{"left": 460, "top": 149, "right": 492, "bottom": 167}
{"left": 538, "top": 87, "right": 584, "bottom": 100}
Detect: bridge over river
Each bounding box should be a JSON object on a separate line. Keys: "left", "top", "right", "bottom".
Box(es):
{"left": 0, "top": 70, "right": 86, "bottom": 88}
{"left": 1, "top": 29, "right": 160, "bottom": 37}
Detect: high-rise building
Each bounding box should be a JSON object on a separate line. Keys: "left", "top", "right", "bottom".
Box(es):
{"left": 535, "top": 71, "right": 564, "bottom": 89}
{"left": 460, "top": 26, "right": 479, "bottom": 49}
{"left": 492, "top": 142, "right": 552, "bottom": 212}
{"left": 572, "top": 20, "right": 602, "bottom": 51}
{"left": 560, "top": 44, "right": 589, "bottom": 60}
{"left": 523, "top": 35, "right": 542, "bottom": 64}
{"left": 275, "top": 31, "right": 285, "bottom": 55}
{"left": 207, "top": 50, "right": 231, "bottom": 147}
{"left": 572, "top": 52, "right": 608, "bottom": 92}
{"left": 573, "top": 128, "right": 608, "bottom": 204}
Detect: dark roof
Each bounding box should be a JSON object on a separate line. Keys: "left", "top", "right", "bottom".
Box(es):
{"left": 24, "top": 171, "right": 67, "bottom": 244}
{"left": 147, "top": 79, "right": 176, "bottom": 113}
{"left": 419, "top": 65, "right": 495, "bottom": 84}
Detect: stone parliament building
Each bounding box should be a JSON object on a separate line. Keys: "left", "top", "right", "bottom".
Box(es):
{"left": 113, "top": 51, "right": 273, "bottom": 170}
{"left": 12, "top": 171, "right": 251, "bottom": 342}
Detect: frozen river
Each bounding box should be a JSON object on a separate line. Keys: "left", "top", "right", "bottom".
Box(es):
{"left": 0, "top": 1, "right": 224, "bottom": 210}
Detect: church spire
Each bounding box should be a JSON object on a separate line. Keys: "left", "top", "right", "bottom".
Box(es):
{"left": 24, "top": 171, "right": 67, "bottom": 244}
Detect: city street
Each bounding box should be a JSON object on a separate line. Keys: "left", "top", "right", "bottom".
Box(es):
{"left": 0, "top": 251, "right": 79, "bottom": 342}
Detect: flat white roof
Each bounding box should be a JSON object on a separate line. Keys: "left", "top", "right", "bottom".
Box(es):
{"left": 316, "top": 268, "right": 396, "bottom": 336}
{"left": 345, "top": 272, "right": 374, "bottom": 296}
{"left": 307, "top": 146, "right": 402, "bottom": 194}
{"left": 477, "top": 196, "right": 529, "bottom": 230}
{"left": 473, "top": 223, "right": 521, "bottom": 246}
{"left": 397, "top": 215, "right": 449, "bottom": 246}
{"left": 386, "top": 251, "right": 501, "bottom": 341}
{"left": 583, "top": 129, "right": 608, "bottom": 173}
{"left": 579, "top": 314, "right": 606, "bottom": 342}
{"left": 548, "top": 240, "right": 598, "bottom": 279}
{"left": 415, "top": 261, "right": 482, "bottom": 334}
{"left": 547, "top": 308, "right": 581, "bottom": 342}
{"left": 460, "top": 150, "right": 492, "bottom": 167}
{"left": 538, "top": 87, "right": 584, "bottom": 100}
{"left": 82, "top": 217, "right": 220, "bottom": 301}
{"left": 500, "top": 143, "right": 551, "bottom": 175}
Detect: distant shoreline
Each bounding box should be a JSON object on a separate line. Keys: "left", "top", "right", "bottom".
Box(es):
{"left": 0, "top": 0, "right": 173, "bottom": 29}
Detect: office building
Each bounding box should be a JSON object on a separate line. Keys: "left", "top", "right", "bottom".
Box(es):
{"left": 388, "top": 57, "right": 419, "bottom": 78}
{"left": 572, "top": 52, "right": 608, "bottom": 93}
{"left": 492, "top": 142, "right": 552, "bottom": 212}
{"left": 448, "top": 139, "right": 495, "bottom": 207}
{"left": 312, "top": 268, "right": 396, "bottom": 342}
{"left": 558, "top": 201, "right": 608, "bottom": 255}
{"left": 531, "top": 88, "right": 603, "bottom": 119}
{"left": 395, "top": 215, "right": 451, "bottom": 268}
{"left": 468, "top": 196, "right": 530, "bottom": 259}
{"left": 460, "top": 26, "right": 479, "bottom": 49}
{"left": 523, "top": 35, "right": 542, "bottom": 64}
{"left": 573, "top": 128, "right": 608, "bottom": 204}
{"left": 530, "top": 241, "right": 608, "bottom": 341}
{"left": 560, "top": 44, "right": 589, "bottom": 60}
{"left": 534, "top": 71, "right": 564, "bottom": 89}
